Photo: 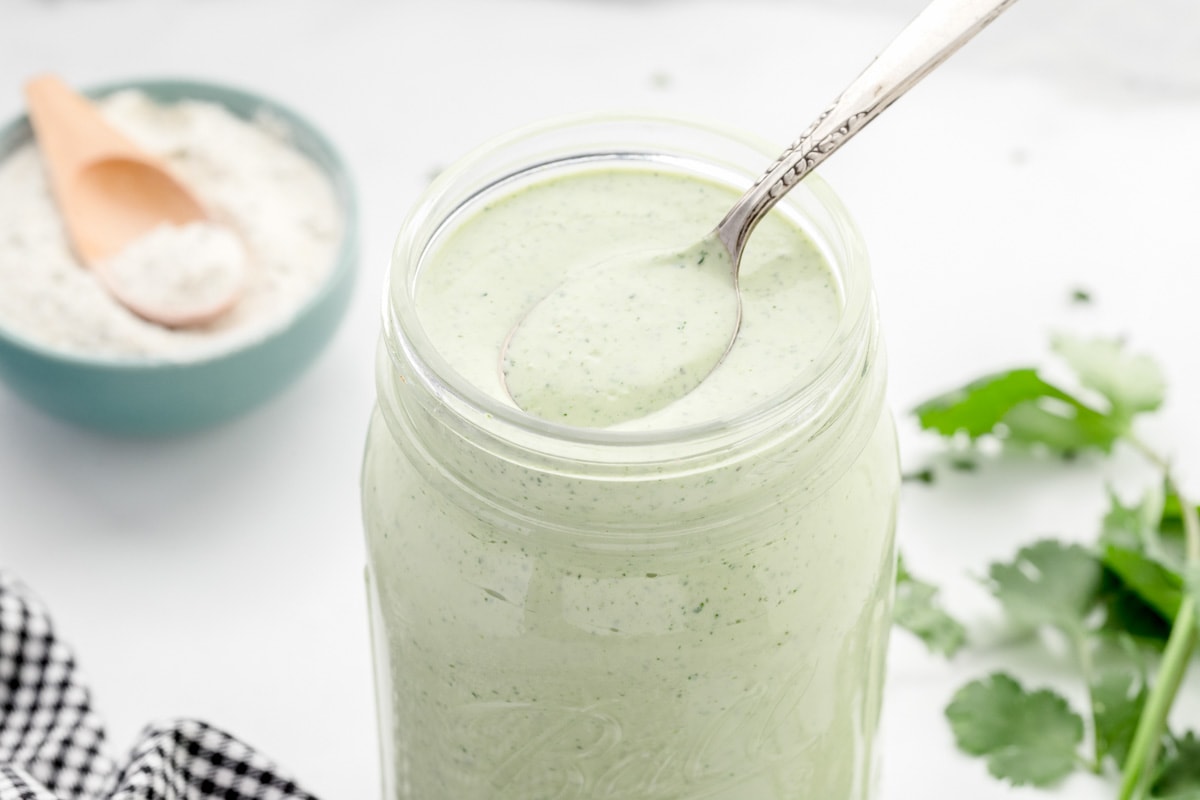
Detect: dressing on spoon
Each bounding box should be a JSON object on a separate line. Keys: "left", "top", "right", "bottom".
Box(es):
{"left": 502, "top": 0, "right": 1019, "bottom": 426}
{"left": 23, "top": 74, "right": 246, "bottom": 328}
{"left": 500, "top": 239, "right": 737, "bottom": 426}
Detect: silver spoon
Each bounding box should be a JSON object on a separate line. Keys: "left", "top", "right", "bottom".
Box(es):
{"left": 502, "top": 0, "right": 1020, "bottom": 427}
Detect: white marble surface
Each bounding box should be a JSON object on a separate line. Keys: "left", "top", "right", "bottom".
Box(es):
{"left": 3, "top": 1, "right": 1200, "bottom": 798}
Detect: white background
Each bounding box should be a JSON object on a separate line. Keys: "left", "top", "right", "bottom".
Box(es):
{"left": 3, "top": 0, "right": 1200, "bottom": 798}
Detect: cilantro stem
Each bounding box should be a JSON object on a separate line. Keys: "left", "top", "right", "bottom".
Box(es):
{"left": 1117, "top": 441, "right": 1200, "bottom": 800}
{"left": 1119, "top": 601, "right": 1197, "bottom": 799}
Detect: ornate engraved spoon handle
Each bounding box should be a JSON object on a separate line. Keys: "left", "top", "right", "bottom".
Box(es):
{"left": 716, "top": 0, "right": 1021, "bottom": 259}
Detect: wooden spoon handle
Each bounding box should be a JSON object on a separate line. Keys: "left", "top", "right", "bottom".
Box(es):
{"left": 24, "top": 74, "right": 159, "bottom": 183}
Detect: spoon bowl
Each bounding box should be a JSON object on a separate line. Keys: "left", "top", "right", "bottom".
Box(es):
{"left": 58, "top": 156, "right": 208, "bottom": 264}
{"left": 501, "top": 235, "right": 738, "bottom": 426}
{"left": 94, "top": 218, "right": 249, "bottom": 329}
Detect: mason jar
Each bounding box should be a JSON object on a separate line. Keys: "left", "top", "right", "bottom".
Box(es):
{"left": 362, "top": 114, "right": 899, "bottom": 800}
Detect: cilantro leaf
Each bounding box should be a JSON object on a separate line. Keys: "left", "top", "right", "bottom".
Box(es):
{"left": 1101, "top": 485, "right": 1187, "bottom": 575}
{"left": 1092, "top": 668, "right": 1146, "bottom": 768}
{"left": 1051, "top": 335, "right": 1166, "bottom": 420}
{"left": 1096, "top": 486, "right": 1194, "bottom": 640}
{"left": 1152, "top": 731, "right": 1200, "bottom": 798}
{"left": 914, "top": 338, "right": 1164, "bottom": 458}
{"left": 1101, "top": 545, "right": 1184, "bottom": 623}
{"left": 913, "top": 368, "right": 1121, "bottom": 455}
{"left": 1157, "top": 492, "right": 1200, "bottom": 641}
{"left": 999, "top": 397, "right": 1122, "bottom": 454}
{"left": 1102, "top": 486, "right": 1166, "bottom": 551}
{"left": 893, "top": 554, "right": 967, "bottom": 657}
{"left": 987, "top": 540, "right": 1103, "bottom": 635}
{"left": 915, "top": 368, "right": 1071, "bottom": 438}
{"left": 945, "top": 672, "right": 1084, "bottom": 787}
{"left": 915, "top": 368, "right": 1047, "bottom": 438}
{"left": 1096, "top": 567, "right": 1173, "bottom": 649}
{"left": 1089, "top": 640, "right": 1149, "bottom": 768}
{"left": 1159, "top": 492, "right": 1200, "bottom": 547}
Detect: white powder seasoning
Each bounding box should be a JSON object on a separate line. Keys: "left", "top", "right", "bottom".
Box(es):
{"left": 0, "top": 89, "right": 343, "bottom": 361}
{"left": 100, "top": 220, "right": 248, "bottom": 323}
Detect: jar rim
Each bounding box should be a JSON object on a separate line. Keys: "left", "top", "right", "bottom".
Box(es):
{"left": 384, "top": 111, "right": 876, "bottom": 458}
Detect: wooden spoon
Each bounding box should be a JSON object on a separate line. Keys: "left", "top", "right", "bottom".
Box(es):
{"left": 24, "top": 74, "right": 244, "bottom": 328}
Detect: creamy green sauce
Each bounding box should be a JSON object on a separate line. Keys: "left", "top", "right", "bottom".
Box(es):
{"left": 501, "top": 234, "right": 738, "bottom": 427}
{"left": 363, "top": 163, "right": 899, "bottom": 799}
{"left": 414, "top": 167, "right": 840, "bottom": 430}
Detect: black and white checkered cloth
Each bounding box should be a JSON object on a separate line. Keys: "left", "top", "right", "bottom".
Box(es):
{"left": 0, "top": 572, "right": 318, "bottom": 800}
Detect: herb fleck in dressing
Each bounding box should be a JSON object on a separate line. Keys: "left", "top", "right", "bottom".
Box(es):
{"left": 364, "top": 161, "right": 899, "bottom": 799}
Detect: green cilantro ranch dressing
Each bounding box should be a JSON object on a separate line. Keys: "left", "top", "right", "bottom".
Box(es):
{"left": 500, "top": 234, "right": 739, "bottom": 427}
{"left": 362, "top": 116, "right": 899, "bottom": 800}
{"left": 420, "top": 168, "right": 837, "bottom": 430}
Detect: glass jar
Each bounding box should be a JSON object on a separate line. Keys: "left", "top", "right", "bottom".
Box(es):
{"left": 362, "top": 114, "right": 899, "bottom": 800}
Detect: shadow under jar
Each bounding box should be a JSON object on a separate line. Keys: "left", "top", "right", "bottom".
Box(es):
{"left": 362, "top": 114, "right": 900, "bottom": 800}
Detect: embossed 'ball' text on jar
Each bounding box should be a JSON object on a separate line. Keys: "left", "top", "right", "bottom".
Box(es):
{"left": 362, "top": 115, "right": 900, "bottom": 800}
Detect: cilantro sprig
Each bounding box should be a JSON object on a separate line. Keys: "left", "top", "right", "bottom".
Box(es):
{"left": 893, "top": 554, "right": 967, "bottom": 657}
{"left": 904, "top": 335, "right": 1200, "bottom": 799}
{"left": 914, "top": 335, "right": 1163, "bottom": 457}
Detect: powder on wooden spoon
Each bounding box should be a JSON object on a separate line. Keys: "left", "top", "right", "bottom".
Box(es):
{"left": 99, "top": 220, "right": 247, "bottom": 326}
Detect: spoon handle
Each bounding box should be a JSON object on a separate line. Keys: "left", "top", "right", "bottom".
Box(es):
{"left": 25, "top": 75, "right": 159, "bottom": 179}
{"left": 716, "top": 0, "right": 1020, "bottom": 258}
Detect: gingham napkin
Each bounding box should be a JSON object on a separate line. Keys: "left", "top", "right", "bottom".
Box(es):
{"left": 0, "top": 572, "right": 318, "bottom": 800}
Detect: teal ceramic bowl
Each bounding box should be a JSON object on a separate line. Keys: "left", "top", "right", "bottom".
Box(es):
{"left": 0, "top": 78, "right": 357, "bottom": 435}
